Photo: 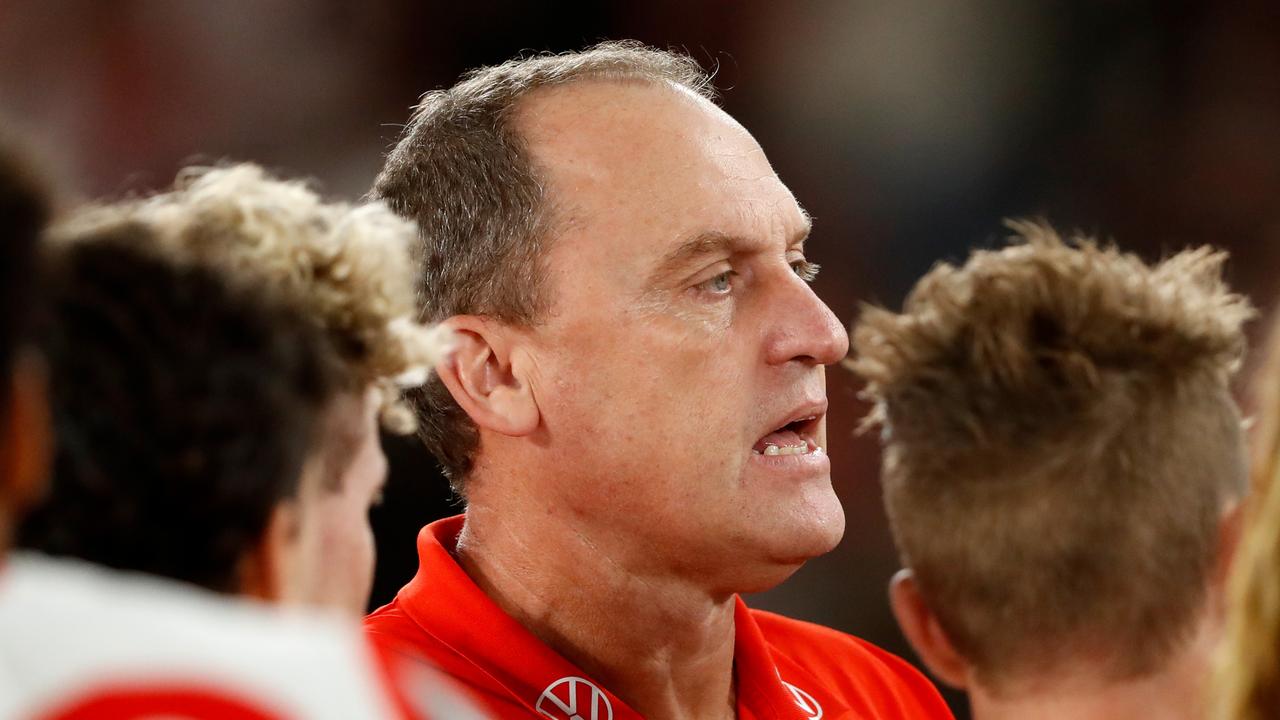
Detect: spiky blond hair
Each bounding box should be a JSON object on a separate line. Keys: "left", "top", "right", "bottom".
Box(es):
{"left": 52, "top": 163, "right": 450, "bottom": 433}
{"left": 850, "top": 221, "right": 1252, "bottom": 691}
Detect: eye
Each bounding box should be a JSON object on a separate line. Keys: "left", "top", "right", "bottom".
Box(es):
{"left": 791, "top": 259, "right": 820, "bottom": 283}
{"left": 696, "top": 270, "right": 736, "bottom": 295}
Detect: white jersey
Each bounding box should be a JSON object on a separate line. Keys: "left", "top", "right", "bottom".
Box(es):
{"left": 0, "top": 553, "right": 484, "bottom": 720}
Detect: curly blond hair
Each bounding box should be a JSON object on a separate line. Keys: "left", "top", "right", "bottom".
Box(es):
{"left": 52, "top": 163, "right": 450, "bottom": 433}
{"left": 850, "top": 221, "right": 1252, "bottom": 691}
{"left": 1213, "top": 309, "right": 1280, "bottom": 720}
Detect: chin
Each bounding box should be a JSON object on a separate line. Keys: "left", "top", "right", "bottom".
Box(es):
{"left": 766, "top": 476, "right": 847, "bottom": 552}
{"left": 774, "top": 504, "right": 846, "bottom": 561}
{"left": 732, "top": 559, "right": 810, "bottom": 595}
{"left": 719, "top": 499, "right": 847, "bottom": 595}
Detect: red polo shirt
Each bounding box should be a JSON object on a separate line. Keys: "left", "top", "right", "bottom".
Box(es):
{"left": 366, "top": 515, "right": 954, "bottom": 719}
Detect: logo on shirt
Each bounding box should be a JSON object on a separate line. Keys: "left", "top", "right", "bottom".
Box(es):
{"left": 782, "top": 681, "right": 823, "bottom": 719}
{"left": 536, "top": 676, "right": 614, "bottom": 720}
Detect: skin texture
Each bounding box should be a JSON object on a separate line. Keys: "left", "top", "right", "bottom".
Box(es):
{"left": 249, "top": 388, "right": 387, "bottom": 616}
{"left": 437, "top": 80, "right": 849, "bottom": 720}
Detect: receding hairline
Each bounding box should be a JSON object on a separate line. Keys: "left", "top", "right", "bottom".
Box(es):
{"left": 506, "top": 74, "right": 795, "bottom": 277}
{"left": 515, "top": 72, "right": 714, "bottom": 108}
{"left": 504, "top": 74, "right": 725, "bottom": 153}
{"left": 467, "top": 40, "right": 717, "bottom": 104}
{"left": 408, "top": 42, "right": 718, "bottom": 135}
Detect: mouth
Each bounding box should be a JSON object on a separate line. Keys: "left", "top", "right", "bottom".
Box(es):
{"left": 752, "top": 404, "right": 825, "bottom": 457}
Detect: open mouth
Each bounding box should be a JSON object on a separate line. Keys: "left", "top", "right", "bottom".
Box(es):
{"left": 752, "top": 414, "right": 823, "bottom": 457}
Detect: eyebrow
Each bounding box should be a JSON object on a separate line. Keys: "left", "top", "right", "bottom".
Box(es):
{"left": 649, "top": 212, "right": 814, "bottom": 287}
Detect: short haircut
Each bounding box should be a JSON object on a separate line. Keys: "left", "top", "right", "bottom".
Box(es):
{"left": 849, "top": 221, "right": 1252, "bottom": 691}
{"left": 0, "top": 142, "right": 51, "bottom": 411}
{"left": 372, "top": 40, "right": 714, "bottom": 487}
{"left": 19, "top": 231, "right": 340, "bottom": 593}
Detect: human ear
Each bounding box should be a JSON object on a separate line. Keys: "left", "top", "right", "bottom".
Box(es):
{"left": 888, "top": 568, "right": 971, "bottom": 690}
{"left": 434, "top": 316, "right": 539, "bottom": 437}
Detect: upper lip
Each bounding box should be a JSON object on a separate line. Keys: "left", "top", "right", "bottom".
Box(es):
{"left": 760, "top": 399, "right": 828, "bottom": 439}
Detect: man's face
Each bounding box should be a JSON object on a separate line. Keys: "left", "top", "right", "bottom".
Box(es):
{"left": 513, "top": 81, "right": 849, "bottom": 591}
{"left": 295, "top": 389, "right": 387, "bottom": 615}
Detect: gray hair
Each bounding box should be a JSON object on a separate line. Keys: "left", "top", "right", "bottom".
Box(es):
{"left": 372, "top": 40, "right": 715, "bottom": 489}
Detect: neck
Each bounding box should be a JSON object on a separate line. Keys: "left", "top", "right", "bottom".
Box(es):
{"left": 457, "top": 499, "right": 739, "bottom": 720}
{"left": 969, "top": 614, "right": 1218, "bottom": 720}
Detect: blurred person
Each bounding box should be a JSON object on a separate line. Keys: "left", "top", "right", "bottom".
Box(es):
{"left": 1212, "top": 310, "right": 1280, "bottom": 720}
{"left": 849, "top": 222, "right": 1251, "bottom": 720}
{"left": 1, "top": 162, "right": 484, "bottom": 719}
{"left": 367, "top": 41, "right": 953, "bottom": 719}
{"left": 20, "top": 164, "right": 448, "bottom": 615}
{"left": 0, "top": 140, "right": 52, "bottom": 571}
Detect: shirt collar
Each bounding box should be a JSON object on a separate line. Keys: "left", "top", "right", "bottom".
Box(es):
{"left": 398, "top": 514, "right": 845, "bottom": 719}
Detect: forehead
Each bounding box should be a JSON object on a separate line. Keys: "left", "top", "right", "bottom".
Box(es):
{"left": 514, "top": 81, "right": 807, "bottom": 270}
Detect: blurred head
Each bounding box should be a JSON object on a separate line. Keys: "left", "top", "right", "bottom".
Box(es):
{"left": 0, "top": 142, "right": 52, "bottom": 556}
{"left": 22, "top": 165, "right": 447, "bottom": 613}
{"left": 1213, "top": 310, "right": 1280, "bottom": 720}
{"left": 376, "top": 42, "right": 848, "bottom": 590}
{"left": 850, "top": 222, "right": 1251, "bottom": 696}
{"left": 294, "top": 386, "right": 389, "bottom": 614}
{"left": 21, "top": 232, "right": 340, "bottom": 598}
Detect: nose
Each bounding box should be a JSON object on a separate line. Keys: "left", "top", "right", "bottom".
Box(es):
{"left": 763, "top": 271, "right": 849, "bottom": 367}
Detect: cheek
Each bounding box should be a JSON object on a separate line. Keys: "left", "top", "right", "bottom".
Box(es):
{"left": 544, "top": 321, "right": 753, "bottom": 457}
{"left": 548, "top": 310, "right": 744, "bottom": 407}
{"left": 544, "top": 371, "right": 753, "bottom": 507}
{"left": 340, "top": 506, "right": 375, "bottom": 563}
{"left": 316, "top": 498, "right": 375, "bottom": 581}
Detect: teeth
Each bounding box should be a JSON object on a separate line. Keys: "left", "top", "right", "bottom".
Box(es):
{"left": 760, "top": 443, "right": 815, "bottom": 456}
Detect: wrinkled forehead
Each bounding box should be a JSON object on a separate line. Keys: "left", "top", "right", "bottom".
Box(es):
{"left": 514, "top": 80, "right": 807, "bottom": 269}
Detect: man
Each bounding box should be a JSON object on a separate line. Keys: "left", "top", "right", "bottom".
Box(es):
{"left": 848, "top": 222, "right": 1251, "bottom": 719}
{"left": 0, "top": 156, "right": 481, "bottom": 719}
{"left": 367, "top": 42, "right": 953, "bottom": 719}
{"left": 20, "top": 163, "right": 448, "bottom": 616}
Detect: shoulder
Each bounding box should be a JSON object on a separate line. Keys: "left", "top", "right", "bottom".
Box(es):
{"left": 365, "top": 598, "right": 454, "bottom": 665}
{"left": 750, "top": 608, "right": 954, "bottom": 719}
{"left": 364, "top": 598, "right": 499, "bottom": 696}
{"left": 366, "top": 599, "right": 428, "bottom": 646}
{"left": 367, "top": 635, "right": 493, "bottom": 720}
{"left": 0, "top": 555, "right": 406, "bottom": 719}
{"left": 751, "top": 607, "right": 909, "bottom": 668}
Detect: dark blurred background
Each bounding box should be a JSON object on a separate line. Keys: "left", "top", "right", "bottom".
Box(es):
{"left": 5, "top": 1, "right": 1280, "bottom": 716}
